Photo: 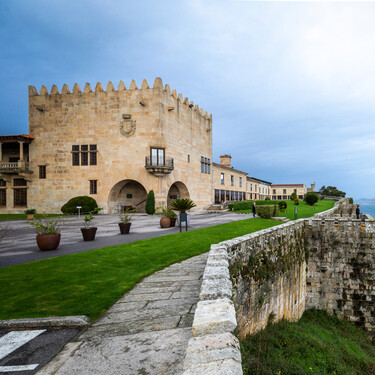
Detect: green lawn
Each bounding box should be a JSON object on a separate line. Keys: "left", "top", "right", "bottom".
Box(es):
{"left": 234, "top": 200, "right": 335, "bottom": 220}
{"left": 241, "top": 309, "right": 375, "bottom": 375}
{"left": 0, "top": 214, "right": 65, "bottom": 221}
{"left": 0, "top": 218, "right": 279, "bottom": 321}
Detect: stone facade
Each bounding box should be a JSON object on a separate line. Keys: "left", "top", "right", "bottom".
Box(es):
{"left": 271, "top": 183, "right": 311, "bottom": 200}
{"left": 1, "top": 78, "right": 213, "bottom": 213}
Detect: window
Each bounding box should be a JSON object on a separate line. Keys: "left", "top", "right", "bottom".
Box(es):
{"left": 188, "top": 155, "right": 190, "bottom": 163}
{"left": 294, "top": 189, "right": 297, "bottom": 193}
{"left": 250, "top": 184, "right": 253, "bottom": 191}
{"left": 0, "top": 179, "right": 6, "bottom": 187}
{"left": 283, "top": 189, "right": 287, "bottom": 194}
{"left": 14, "top": 189, "right": 27, "bottom": 206}
{"left": 0, "top": 189, "right": 5, "bottom": 206}
{"left": 72, "top": 144, "right": 97, "bottom": 166}
{"left": 90, "top": 180, "right": 97, "bottom": 194}
{"left": 90, "top": 145, "right": 97, "bottom": 165}
{"left": 39, "top": 166, "right": 46, "bottom": 179}
{"left": 231, "top": 175, "right": 234, "bottom": 186}
{"left": 201, "top": 156, "right": 210, "bottom": 174}
{"left": 151, "top": 148, "right": 165, "bottom": 166}
{"left": 221, "top": 173, "right": 224, "bottom": 184}
{"left": 239, "top": 177, "right": 242, "bottom": 187}
{"left": 273, "top": 189, "right": 276, "bottom": 194}
{"left": 13, "top": 178, "right": 27, "bottom": 186}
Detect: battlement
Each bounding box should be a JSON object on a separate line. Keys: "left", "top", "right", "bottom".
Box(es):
{"left": 28, "top": 77, "right": 212, "bottom": 120}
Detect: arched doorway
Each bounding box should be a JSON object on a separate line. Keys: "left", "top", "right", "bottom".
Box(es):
{"left": 167, "top": 181, "right": 190, "bottom": 207}
{"left": 108, "top": 179, "right": 147, "bottom": 213}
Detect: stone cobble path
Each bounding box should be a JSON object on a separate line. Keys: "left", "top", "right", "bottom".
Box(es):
{"left": 38, "top": 253, "right": 208, "bottom": 375}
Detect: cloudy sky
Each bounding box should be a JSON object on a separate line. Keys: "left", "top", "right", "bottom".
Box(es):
{"left": 1, "top": 0, "right": 374, "bottom": 199}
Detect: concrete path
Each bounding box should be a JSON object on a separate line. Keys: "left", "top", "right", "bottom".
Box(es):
{"left": 37, "top": 253, "right": 208, "bottom": 375}
{"left": 0, "top": 212, "right": 252, "bottom": 267}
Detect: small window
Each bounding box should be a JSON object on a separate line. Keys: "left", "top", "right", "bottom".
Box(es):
{"left": 39, "top": 166, "right": 46, "bottom": 179}
{"left": 81, "top": 145, "right": 88, "bottom": 151}
{"left": 72, "top": 153, "right": 80, "bottom": 166}
{"left": 283, "top": 189, "right": 287, "bottom": 194}
{"left": 90, "top": 180, "right": 97, "bottom": 194}
{"left": 273, "top": 189, "right": 276, "bottom": 194}
{"left": 72, "top": 145, "right": 79, "bottom": 152}
{"left": 187, "top": 155, "right": 190, "bottom": 163}
{"left": 90, "top": 145, "right": 97, "bottom": 151}
{"left": 0, "top": 190, "right": 6, "bottom": 206}
{"left": 221, "top": 173, "right": 224, "bottom": 185}
{"left": 13, "top": 178, "right": 27, "bottom": 186}
{"left": 90, "top": 152, "right": 97, "bottom": 166}
{"left": 231, "top": 175, "right": 234, "bottom": 186}
{"left": 0, "top": 179, "right": 6, "bottom": 187}
{"left": 239, "top": 177, "right": 242, "bottom": 187}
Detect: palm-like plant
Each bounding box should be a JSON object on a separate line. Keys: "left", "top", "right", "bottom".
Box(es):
{"left": 170, "top": 198, "right": 196, "bottom": 213}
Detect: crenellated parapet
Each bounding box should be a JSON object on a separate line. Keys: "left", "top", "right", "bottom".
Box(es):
{"left": 28, "top": 77, "right": 212, "bottom": 120}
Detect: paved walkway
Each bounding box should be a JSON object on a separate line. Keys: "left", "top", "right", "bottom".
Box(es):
{"left": 38, "top": 253, "right": 208, "bottom": 375}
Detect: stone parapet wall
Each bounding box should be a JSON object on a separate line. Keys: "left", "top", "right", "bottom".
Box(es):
{"left": 306, "top": 218, "right": 375, "bottom": 341}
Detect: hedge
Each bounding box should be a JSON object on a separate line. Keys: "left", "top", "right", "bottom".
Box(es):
{"left": 61, "top": 196, "right": 98, "bottom": 214}
{"left": 228, "top": 200, "right": 280, "bottom": 211}
{"left": 256, "top": 205, "right": 276, "bottom": 219}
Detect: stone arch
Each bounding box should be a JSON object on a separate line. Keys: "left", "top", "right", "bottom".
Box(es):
{"left": 167, "top": 181, "right": 190, "bottom": 207}
{"left": 108, "top": 179, "right": 147, "bottom": 213}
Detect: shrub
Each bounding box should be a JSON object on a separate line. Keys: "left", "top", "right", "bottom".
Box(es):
{"left": 265, "top": 197, "right": 270, "bottom": 201}
{"left": 61, "top": 196, "right": 98, "bottom": 214}
{"left": 256, "top": 205, "right": 274, "bottom": 219}
{"left": 145, "top": 190, "right": 155, "bottom": 215}
{"left": 294, "top": 198, "right": 300, "bottom": 205}
{"left": 229, "top": 201, "right": 253, "bottom": 211}
{"left": 278, "top": 201, "right": 287, "bottom": 210}
{"left": 349, "top": 197, "right": 353, "bottom": 204}
{"left": 304, "top": 192, "right": 319, "bottom": 206}
{"left": 290, "top": 192, "right": 297, "bottom": 201}
{"left": 273, "top": 205, "right": 279, "bottom": 216}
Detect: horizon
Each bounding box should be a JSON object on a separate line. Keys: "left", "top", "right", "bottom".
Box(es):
{"left": 1, "top": 0, "right": 375, "bottom": 200}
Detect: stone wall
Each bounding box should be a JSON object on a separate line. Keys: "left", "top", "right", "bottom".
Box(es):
{"left": 305, "top": 218, "right": 375, "bottom": 342}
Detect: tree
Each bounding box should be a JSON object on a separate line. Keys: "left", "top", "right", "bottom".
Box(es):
{"left": 290, "top": 192, "right": 297, "bottom": 201}
{"left": 145, "top": 190, "right": 155, "bottom": 214}
{"left": 304, "top": 192, "right": 319, "bottom": 206}
{"left": 319, "top": 185, "right": 346, "bottom": 198}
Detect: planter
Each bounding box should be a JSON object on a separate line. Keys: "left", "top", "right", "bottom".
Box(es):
{"left": 81, "top": 227, "right": 97, "bottom": 241}
{"left": 119, "top": 222, "right": 131, "bottom": 234}
{"left": 160, "top": 217, "right": 171, "bottom": 228}
{"left": 27, "top": 214, "right": 35, "bottom": 220}
{"left": 170, "top": 217, "right": 177, "bottom": 227}
{"left": 36, "top": 233, "right": 61, "bottom": 251}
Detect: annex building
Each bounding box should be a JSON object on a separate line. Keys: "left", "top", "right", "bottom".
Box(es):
{"left": 0, "top": 77, "right": 313, "bottom": 214}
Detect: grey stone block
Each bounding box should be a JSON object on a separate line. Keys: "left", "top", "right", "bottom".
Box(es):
{"left": 182, "top": 359, "right": 243, "bottom": 375}
{"left": 203, "top": 266, "right": 230, "bottom": 280}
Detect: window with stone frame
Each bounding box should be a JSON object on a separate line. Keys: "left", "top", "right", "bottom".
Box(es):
{"left": 0, "top": 189, "right": 5, "bottom": 206}
{"left": 14, "top": 188, "right": 27, "bottom": 206}
{"left": 39, "top": 165, "right": 46, "bottom": 179}
{"left": 90, "top": 180, "right": 97, "bottom": 194}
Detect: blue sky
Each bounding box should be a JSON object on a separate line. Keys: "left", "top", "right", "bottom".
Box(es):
{"left": 1, "top": 0, "right": 375, "bottom": 199}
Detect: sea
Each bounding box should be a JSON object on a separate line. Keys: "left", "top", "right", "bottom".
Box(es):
{"left": 357, "top": 201, "right": 375, "bottom": 219}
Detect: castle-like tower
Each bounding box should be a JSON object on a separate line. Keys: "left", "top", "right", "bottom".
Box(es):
{"left": 0, "top": 77, "right": 213, "bottom": 213}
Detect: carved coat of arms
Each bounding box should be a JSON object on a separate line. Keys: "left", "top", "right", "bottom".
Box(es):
{"left": 120, "top": 114, "right": 136, "bottom": 138}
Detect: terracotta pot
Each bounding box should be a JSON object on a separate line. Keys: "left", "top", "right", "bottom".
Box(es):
{"left": 119, "top": 222, "right": 131, "bottom": 234}
{"left": 170, "top": 217, "right": 177, "bottom": 227}
{"left": 36, "top": 233, "right": 61, "bottom": 251}
{"left": 160, "top": 217, "right": 171, "bottom": 228}
{"left": 81, "top": 227, "right": 97, "bottom": 241}
{"left": 27, "top": 214, "right": 35, "bottom": 220}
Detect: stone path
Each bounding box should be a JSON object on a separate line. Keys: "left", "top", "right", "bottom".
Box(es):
{"left": 38, "top": 253, "right": 208, "bottom": 375}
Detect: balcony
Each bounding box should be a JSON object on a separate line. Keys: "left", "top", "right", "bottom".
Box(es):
{"left": 145, "top": 156, "right": 174, "bottom": 177}
{"left": 0, "top": 161, "right": 32, "bottom": 174}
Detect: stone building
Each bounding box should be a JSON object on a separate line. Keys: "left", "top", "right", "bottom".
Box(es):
{"left": 0, "top": 78, "right": 213, "bottom": 213}
{"left": 271, "top": 183, "right": 315, "bottom": 200}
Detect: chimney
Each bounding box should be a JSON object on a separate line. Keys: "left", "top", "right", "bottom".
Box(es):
{"left": 220, "top": 154, "right": 232, "bottom": 167}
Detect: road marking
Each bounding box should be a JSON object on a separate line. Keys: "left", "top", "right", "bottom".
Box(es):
{"left": 0, "top": 330, "right": 46, "bottom": 360}
{"left": 0, "top": 364, "right": 39, "bottom": 372}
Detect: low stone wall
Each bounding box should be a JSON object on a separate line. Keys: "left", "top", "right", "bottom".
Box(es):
{"left": 306, "top": 218, "right": 375, "bottom": 341}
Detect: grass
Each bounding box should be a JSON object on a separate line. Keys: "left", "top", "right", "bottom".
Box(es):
{"left": 233, "top": 200, "right": 335, "bottom": 220}
{"left": 0, "top": 218, "right": 279, "bottom": 321}
{"left": 241, "top": 309, "right": 375, "bottom": 375}
{"left": 0, "top": 214, "right": 65, "bottom": 221}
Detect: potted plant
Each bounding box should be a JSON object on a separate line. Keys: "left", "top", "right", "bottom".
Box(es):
{"left": 119, "top": 208, "right": 135, "bottom": 234}
{"left": 81, "top": 212, "right": 97, "bottom": 241}
{"left": 28, "top": 216, "right": 62, "bottom": 251}
{"left": 25, "top": 208, "right": 37, "bottom": 220}
{"left": 168, "top": 209, "right": 177, "bottom": 227}
{"left": 156, "top": 206, "right": 172, "bottom": 228}
{"left": 170, "top": 198, "right": 196, "bottom": 213}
